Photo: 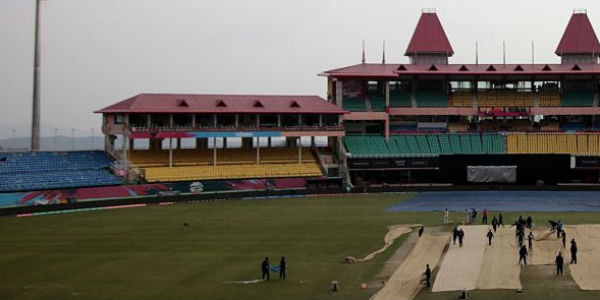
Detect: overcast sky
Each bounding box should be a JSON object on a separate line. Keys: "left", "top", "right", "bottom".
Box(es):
{"left": 1, "top": 0, "right": 600, "bottom": 139}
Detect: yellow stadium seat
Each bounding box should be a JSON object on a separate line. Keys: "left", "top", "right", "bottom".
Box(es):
{"left": 142, "top": 162, "right": 322, "bottom": 182}
{"left": 506, "top": 132, "right": 600, "bottom": 155}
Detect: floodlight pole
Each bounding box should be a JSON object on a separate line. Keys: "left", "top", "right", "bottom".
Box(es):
{"left": 31, "top": 0, "right": 42, "bottom": 151}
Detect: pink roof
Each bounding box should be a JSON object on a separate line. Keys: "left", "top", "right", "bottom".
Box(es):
{"left": 321, "top": 63, "right": 600, "bottom": 77}
{"left": 556, "top": 12, "right": 600, "bottom": 55}
{"left": 96, "top": 94, "right": 346, "bottom": 114}
{"left": 405, "top": 12, "right": 454, "bottom": 56}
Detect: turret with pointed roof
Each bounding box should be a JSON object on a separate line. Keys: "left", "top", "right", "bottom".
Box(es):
{"left": 405, "top": 9, "right": 454, "bottom": 65}
{"left": 556, "top": 10, "right": 600, "bottom": 64}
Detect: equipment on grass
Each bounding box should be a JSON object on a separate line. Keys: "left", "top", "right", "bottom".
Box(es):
{"left": 223, "top": 279, "right": 264, "bottom": 284}
{"left": 269, "top": 265, "right": 281, "bottom": 272}
{"left": 329, "top": 281, "right": 339, "bottom": 294}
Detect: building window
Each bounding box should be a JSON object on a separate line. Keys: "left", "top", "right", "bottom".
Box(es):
{"left": 239, "top": 114, "right": 257, "bottom": 127}
{"left": 115, "top": 114, "right": 124, "bottom": 124}
{"left": 323, "top": 114, "right": 339, "bottom": 126}
{"left": 260, "top": 114, "right": 278, "bottom": 127}
{"left": 196, "top": 114, "right": 214, "bottom": 127}
{"left": 281, "top": 114, "right": 299, "bottom": 126}
{"left": 129, "top": 114, "right": 148, "bottom": 127}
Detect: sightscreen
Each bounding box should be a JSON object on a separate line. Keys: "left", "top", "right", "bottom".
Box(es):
{"left": 467, "top": 165, "right": 517, "bottom": 183}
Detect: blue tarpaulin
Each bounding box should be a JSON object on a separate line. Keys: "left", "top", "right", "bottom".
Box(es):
{"left": 387, "top": 191, "right": 600, "bottom": 212}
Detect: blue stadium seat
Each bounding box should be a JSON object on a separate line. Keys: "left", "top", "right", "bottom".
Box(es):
{"left": 0, "top": 151, "right": 122, "bottom": 192}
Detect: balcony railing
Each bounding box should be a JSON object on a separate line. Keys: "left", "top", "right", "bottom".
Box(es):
{"left": 128, "top": 125, "right": 344, "bottom": 132}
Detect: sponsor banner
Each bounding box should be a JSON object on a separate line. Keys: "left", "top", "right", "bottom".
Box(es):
{"left": 348, "top": 157, "right": 438, "bottom": 169}
{"left": 0, "top": 178, "right": 307, "bottom": 208}
{"left": 575, "top": 156, "right": 600, "bottom": 168}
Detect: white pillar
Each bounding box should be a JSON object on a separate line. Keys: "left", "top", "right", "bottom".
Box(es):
{"left": 123, "top": 134, "right": 128, "bottom": 166}
{"left": 235, "top": 114, "right": 239, "bottom": 127}
{"left": 298, "top": 137, "right": 302, "bottom": 163}
{"left": 256, "top": 138, "right": 260, "bottom": 164}
{"left": 169, "top": 138, "right": 173, "bottom": 167}
{"left": 191, "top": 114, "right": 196, "bottom": 128}
{"left": 147, "top": 114, "right": 152, "bottom": 128}
{"left": 277, "top": 114, "right": 281, "bottom": 127}
{"left": 319, "top": 114, "right": 323, "bottom": 127}
{"left": 213, "top": 137, "right": 217, "bottom": 166}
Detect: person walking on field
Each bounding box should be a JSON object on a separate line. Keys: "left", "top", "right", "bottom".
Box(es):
{"left": 261, "top": 257, "right": 270, "bottom": 281}
{"left": 424, "top": 264, "right": 432, "bottom": 289}
{"left": 487, "top": 229, "right": 494, "bottom": 246}
{"left": 557, "top": 220, "right": 563, "bottom": 238}
{"left": 517, "top": 229, "right": 525, "bottom": 247}
{"left": 452, "top": 226, "right": 459, "bottom": 245}
{"left": 482, "top": 209, "right": 488, "bottom": 224}
{"left": 562, "top": 230, "right": 567, "bottom": 248}
{"left": 464, "top": 209, "right": 470, "bottom": 224}
{"left": 419, "top": 226, "right": 424, "bottom": 238}
{"left": 526, "top": 215, "right": 533, "bottom": 229}
{"left": 458, "top": 228, "right": 465, "bottom": 247}
{"left": 492, "top": 216, "right": 498, "bottom": 232}
{"left": 499, "top": 213, "right": 504, "bottom": 227}
{"left": 279, "top": 257, "right": 286, "bottom": 280}
{"left": 528, "top": 231, "right": 535, "bottom": 252}
{"left": 555, "top": 252, "right": 564, "bottom": 276}
{"left": 444, "top": 208, "right": 449, "bottom": 225}
{"left": 519, "top": 245, "right": 528, "bottom": 266}
{"left": 570, "top": 239, "right": 578, "bottom": 264}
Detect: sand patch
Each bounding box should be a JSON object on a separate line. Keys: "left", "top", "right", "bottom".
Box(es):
{"left": 432, "top": 225, "right": 488, "bottom": 292}
{"left": 476, "top": 227, "right": 522, "bottom": 290}
{"left": 370, "top": 232, "right": 450, "bottom": 300}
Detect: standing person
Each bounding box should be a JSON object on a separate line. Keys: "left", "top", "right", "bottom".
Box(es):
{"left": 444, "top": 208, "right": 449, "bottom": 225}
{"left": 517, "top": 229, "right": 525, "bottom": 247}
{"left": 262, "top": 257, "right": 270, "bottom": 281}
{"left": 464, "top": 209, "right": 469, "bottom": 224}
{"left": 555, "top": 252, "right": 564, "bottom": 276}
{"left": 519, "top": 245, "right": 528, "bottom": 266}
{"left": 458, "top": 228, "right": 465, "bottom": 247}
{"left": 518, "top": 215, "right": 524, "bottom": 226}
{"left": 557, "top": 220, "right": 563, "bottom": 238}
{"left": 528, "top": 231, "right": 535, "bottom": 252}
{"left": 570, "top": 239, "right": 578, "bottom": 264}
{"left": 472, "top": 208, "right": 477, "bottom": 224}
{"left": 492, "top": 216, "right": 498, "bottom": 232}
{"left": 482, "top": 208, "right": 488, "bottom": 224}
{"left": 498, "top": 213, "right": 504, "bottom": 227}
{"left": 279, "top": 257, "right": 286, "bottom": 280}
{"left": 419, "top": 226, "right": 424, "bottom": 238}
{"left": 452, "top": 226, "right": 459, "bottom": 245}
{"left": 424, "top": 264, "right": 432, "bottom": 289}
{"left": 526, "top": 216, "right": 533, "bottom": 229}
{"left": 561, "top": 230, "right": 567, "bottom": 248}
{"left": 487, "top": 229, "right": 494, "bottom": 246}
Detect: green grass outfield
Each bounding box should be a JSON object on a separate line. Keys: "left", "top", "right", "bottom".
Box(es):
{"left": 2, "top": 193, "right": 600, "bottom": 299}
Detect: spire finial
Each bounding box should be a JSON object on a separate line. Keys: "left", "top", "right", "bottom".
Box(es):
{"left": 362, "top": 40, "right": 366, "bottom": 63}
{"left": 503, "top": 41, "right": 506, "bottom": 65}
{"left": 475, "top": 41, "right": 479, "bottom": 65}
{"left": 382, "top": 40, "right": 386, "bottom": 64}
